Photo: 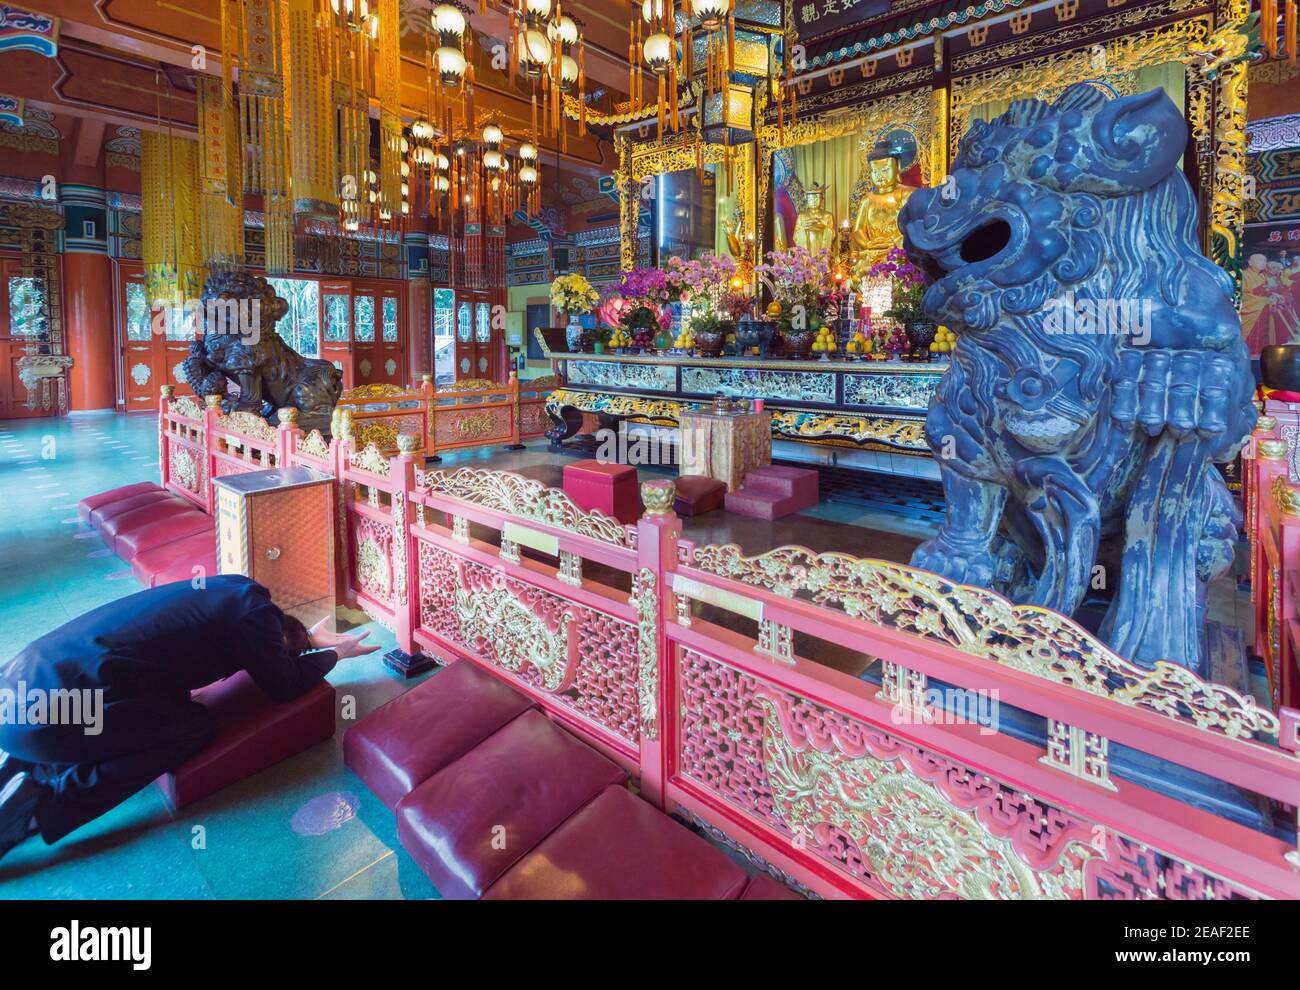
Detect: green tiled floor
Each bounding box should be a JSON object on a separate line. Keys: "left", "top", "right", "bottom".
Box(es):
{"left": 0, "top": 412, "right": 438, "bottom": 900}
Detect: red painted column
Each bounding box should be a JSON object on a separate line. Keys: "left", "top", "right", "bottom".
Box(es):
{"left": 64, "top": 250, "right": 116, "bottom": 411}
{"left": 61, "top": 183, "right": 116, "bottom": 411}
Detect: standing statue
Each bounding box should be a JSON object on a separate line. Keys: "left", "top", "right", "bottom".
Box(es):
{"left": 901, "top": 83, "right": 1255, "bottom": 675}
{"left": 791, "top": 183, "right": 837, "bottom": 254}
{"left": 182, "top": 271, "right": 342, "bottom": 436}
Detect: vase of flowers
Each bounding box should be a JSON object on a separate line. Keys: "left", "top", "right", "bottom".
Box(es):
{"left": 550, "top": 273, "right": 600, "bottom": 352}
{"left": 757, "top": 246, "right": 836, "bottom": 360}
{"left": 868, "top": 248, "right": 936, "bottom": 362}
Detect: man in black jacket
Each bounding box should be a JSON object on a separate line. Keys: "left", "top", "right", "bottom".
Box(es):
{"left": 0, "top": 575, "right": 377, "bottom": 863}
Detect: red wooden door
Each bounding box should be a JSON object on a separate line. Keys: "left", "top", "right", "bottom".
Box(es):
{"left": 349, "top": 281, "right": 403, "bottom": 385}
{"left": 321, "top": 282, "right": 354, "bottom": 389}
{"left": 118, "top": 266, "right": 196, "bottom": 412}
{"left": 452, "top": 290, "right": 498, "bottom": 382}
{"left": 0, "top": 254, "right": 55, "bottom": 419}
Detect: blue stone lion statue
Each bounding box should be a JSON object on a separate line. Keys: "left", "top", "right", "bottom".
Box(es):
{"left": 900, "top": 83, "right": 1255, "bottom": 675}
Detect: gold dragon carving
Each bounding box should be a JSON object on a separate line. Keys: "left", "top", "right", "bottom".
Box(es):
{"left": 454, "top": 582, "right": 575, "bottom": 692}
{"left": 687, "top": 543, "right": 1281, "bottom": 742}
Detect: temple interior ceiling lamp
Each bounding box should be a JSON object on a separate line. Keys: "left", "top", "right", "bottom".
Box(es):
{"left": 506, "top": 0, "right": 589, "bottom": 146}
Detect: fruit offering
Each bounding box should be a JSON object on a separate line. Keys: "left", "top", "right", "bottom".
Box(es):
{"left": 845, "top": 330, "right": 871, "bottom": 356}
{"left": 673, "top": 330, "right": 694, "bottom": 350}
{"left": 811, "top": 327, "right": 838, "bottom": 354}
{"left": 632, "top": 327, "right": 656, "bottom": 351}
{"left": 608, "top": 328, "right": 632, "bottom": 348}
{"left": 929, "top": 326, "right": 957, "bottom": 354}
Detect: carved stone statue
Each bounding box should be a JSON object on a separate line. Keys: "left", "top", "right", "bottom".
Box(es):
{"left": 900, "top": 84, "right": 1255, "bottom": 675}
{"left": 852, "top": 135, "right": 918, "bottom": 263}
{"left": 791, "top": 183, "right": 836, "bottom": 254}
{"left": 182, "top": 271, "right": 342, "bottom": 436}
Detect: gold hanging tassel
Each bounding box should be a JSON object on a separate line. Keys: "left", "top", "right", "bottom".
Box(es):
{"left": 1288, "top": 0, "right": 1297, "bottom": 63}
{"left": 668, "top": 0, "right": 679, "bottom": 132}
{"left": 578, "top": 41, "right": 587, "bottom": 135}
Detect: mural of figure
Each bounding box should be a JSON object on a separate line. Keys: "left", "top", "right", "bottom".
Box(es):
{"left": 900, "top": 83, "right": 1255, "bottom": 676}
{"left": 1242, "top": 252, "right": 1300, "bottom": 351}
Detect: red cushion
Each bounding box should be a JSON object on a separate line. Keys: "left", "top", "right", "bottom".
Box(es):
{"left": 673, "top": 474, "right": 727, "bottom": 516}
{"left": 483, "top": 785, "right": 748, "bottom": 900}
{"left": 740, "top": 874, "right": 804, "bottom": 900}
{"left": 113, "top": 509, "right": 213, "bottom": 561}
{"left": 396, "top": 709, "right": 627, "bottom": 899}
{"left": 564, "top": 459, "right": 637, "bottom": 480}
{"left": 157, "top": 671, "right": 336, "bottom": 810}
{"left": 562, "top": 459, "right": 640, "bottom": 524}
{"left": 344, "top": 660, "right": 537, "bottom": 811}
{"left": 131, "top": 530, "right": 218, "bottom": 587}
{"left": 90, "top": 491, "right": 179, "bottom": 535}
{"left": 78, "top": 482, "right": 162, "bottom": 522}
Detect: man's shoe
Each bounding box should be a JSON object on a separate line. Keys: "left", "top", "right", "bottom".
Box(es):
{"left": 0, "top": 773, "right": 43, "bottom": 863}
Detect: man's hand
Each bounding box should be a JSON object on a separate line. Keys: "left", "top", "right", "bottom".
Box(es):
{"left": 307, "top": 619, "right": 381, "bottom": 660}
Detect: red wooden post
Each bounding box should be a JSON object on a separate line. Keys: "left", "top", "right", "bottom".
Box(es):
{"left": 504, "top": 370, "right": 524, "bottom": 450}
{"left": 1255, "top": 437, "right": 1288, "bottom": 661}
{"left": 332, "top": 408, "right": 354, "bottom": 605}
{"left": 634, "top": 479, "right": 680, "bottom": 807}
{"left": 384, "top": 431, "right": 437, "bottom": 677}
{"left": 202, "top": 393, "right": 222, "bottom": 514}
{"left": 158, "top": 385, "right": 173, "bottom": 489}
{"left": 276, "top": 406, "right": 302, "bottom": 467}
{"left": 421, "top": 372, "right": 441, "bottom": 461}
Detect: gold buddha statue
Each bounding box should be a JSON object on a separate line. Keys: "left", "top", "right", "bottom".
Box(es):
{"left": 852, "top": 133, "right": 918, "bottom": 263}
{"left": 791, "top": 183, "right": 836, "bottom": 254}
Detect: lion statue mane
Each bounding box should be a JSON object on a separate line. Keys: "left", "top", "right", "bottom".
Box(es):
{"left": 182, "top": 271, "right": 342, "bottom": 436}
{"left": 900, "top": 83, "right": 1255, "bottom": 675}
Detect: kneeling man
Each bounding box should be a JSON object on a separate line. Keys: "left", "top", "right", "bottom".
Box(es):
{"left": 0, "top": 575, "right": 377, "bottom": 862}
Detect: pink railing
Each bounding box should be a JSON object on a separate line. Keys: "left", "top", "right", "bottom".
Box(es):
{"left": 160, "top": 395, "right": 1300, "bottom": 900}
{"left": 333, "top": 373, "right": 558, "bottom": 459}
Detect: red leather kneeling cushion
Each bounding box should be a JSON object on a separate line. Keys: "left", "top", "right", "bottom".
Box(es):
{"left": 157, "top": 671, "right": 336, "bottom": 810}
{"left": 562, "top": 459, "right": 640, "bottom": 524}
{"left": 343, "top": 660, "right": 537, "bottom": 811}
{"left": 131, "top": 530, "right": 218, "bottom": 587}
{"left": 78, "top": 482, "right": 161, "bottom": 523}
{"left": 396, "top": 709, "right": 627, "bottom": 899}
{"left": 740, "top": 874, "right": 804, "bottom": 900}
{"left": 483, "top": 785, "right": 748, "bottom": 900}
{"left": 90, "top": 491, "right": 179, "bottom": 536}
{"left": 114, "top": 510, "right": 212, "bottom": 561}
{"left": 673, "top": 474, "right": 727, "bottom": 516}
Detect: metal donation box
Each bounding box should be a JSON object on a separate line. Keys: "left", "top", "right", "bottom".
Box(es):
{"left": 213, "top": 467, "right": 336, "bottom": 629}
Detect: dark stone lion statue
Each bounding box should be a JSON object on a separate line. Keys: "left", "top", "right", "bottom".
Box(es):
{"left": 900, "top": 83, "right": 1255, "bottom": 675}
{"left": 182, "top": 271, "right": 342, "bottom": 436}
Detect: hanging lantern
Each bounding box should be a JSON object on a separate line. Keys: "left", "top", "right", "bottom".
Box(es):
{"left": 518, "top": 28, "right": 552, "bottom": 77}
{"left": 483, "top": 149, "right": 505, "bottom": 171}
{"left": 559, "top": 54, "right": 579, "bottom": 92}
{"left": 518, "top": 164, "right": 539, "bottom": 184}
{"left": 643, "top": 32, "right": 672, "bottom": 73}
{"left": 431, "top": 2, "right": 466, "bottom": 41}
{"left": 518, "top": 142, "right": 538, "bottom": 164}
{"left": 482, "top": 122, "right": 504, "bottom": 148}
{"left": 641, "top": 0, "right": 664, "bottom": 21}
{"left": 695, "top": 0, "right": 728, "bottom": 31}
{"left": 701, "top": 80, "right": 755, "bottom": 145}
{"left": 524, "top": 0, "right": 552, "bottom": 17}
{"left": 437, "top": 45, "right": 467, "bottom": 86}
{"left": 548, "top": 13, "right": 578, "bottom": 47}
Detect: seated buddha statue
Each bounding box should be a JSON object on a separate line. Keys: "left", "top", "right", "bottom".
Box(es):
{"left": 852, "top": 136, "right": 918, "bottom": 263}
{"left": 791, "top": 183, "right": 836, "bottom": 255}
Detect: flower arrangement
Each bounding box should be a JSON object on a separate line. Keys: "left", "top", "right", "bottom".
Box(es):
{"left": 756, "top": 246, "right": 834, "bottom": 332}
{"left": 550, "top": 273, "right": 599, "bottom": 317}
{"left": 867, "top": 248, "right": 931, "bottom": 328}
